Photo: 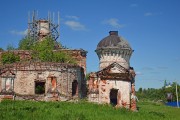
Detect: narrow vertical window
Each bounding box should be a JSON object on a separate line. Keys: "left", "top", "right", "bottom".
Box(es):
{"left": 1, "top": 77, "right": 15, "bottom": 93}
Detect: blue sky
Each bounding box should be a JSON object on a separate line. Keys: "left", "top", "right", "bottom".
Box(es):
{"left": 0, "top": 0, "right": 180, "bottom": 90}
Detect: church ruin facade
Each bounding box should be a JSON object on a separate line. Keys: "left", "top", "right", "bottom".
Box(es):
{"left": 0, "top": 12, "right": 87, "bottom": 101}
{"left": 88, "top": 31, "right": 137, "bottom": 111}
{"left": 0, "top": 61, "right": 86, "bottom": 101}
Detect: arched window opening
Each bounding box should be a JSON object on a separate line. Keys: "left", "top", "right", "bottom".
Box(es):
{"left": 72, "top": 80, "right": 78, "bottom": 96}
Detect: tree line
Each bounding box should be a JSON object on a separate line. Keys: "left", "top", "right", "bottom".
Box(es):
{"left": 136, "top": 81, "right": 180, "bottom": 102}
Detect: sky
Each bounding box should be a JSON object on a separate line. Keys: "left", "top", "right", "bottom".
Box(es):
{"left": 0, "top": 0, "right": 180, "bottom": 90}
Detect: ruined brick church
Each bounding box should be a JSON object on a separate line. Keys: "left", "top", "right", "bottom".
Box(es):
{"left": 0, "top": 12, "right": 87, "bottom": 101}
{"left": 88, "top": 31, "right": 137, "bottom": 111}
{"left": 0, "top": 12, "right": 137, "bottom": 111}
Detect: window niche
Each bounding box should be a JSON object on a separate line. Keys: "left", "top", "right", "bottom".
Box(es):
{"left": 35, "top": 82, "right": 45, "bottom": 94}
{"left": 1, "top": 77, "right": 15, "bottom": 94}
{"left": 47, "top": 76, "right": 57, "bottom": 93}
{"left": 34, "top": 72, "right": 46, "bottom": 94}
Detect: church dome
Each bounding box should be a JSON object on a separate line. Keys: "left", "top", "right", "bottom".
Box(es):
{"left": 96, "top": 31, "right": 132, "bottom": 50}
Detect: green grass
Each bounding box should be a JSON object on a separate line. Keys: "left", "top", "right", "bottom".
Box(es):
{"left": 0, "top": 100, "right": 180, "bottom": 120}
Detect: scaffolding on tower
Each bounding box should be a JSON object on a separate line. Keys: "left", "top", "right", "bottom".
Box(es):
{"left": 27, "top": 11, "right": 60, "bottom": 48}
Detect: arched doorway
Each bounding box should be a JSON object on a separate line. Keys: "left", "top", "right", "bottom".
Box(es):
{"left": 110, "top": 88, "right": 118, "bottom": 106}
{"left": 72, "top": 80, "right": 78, "bottom": 96}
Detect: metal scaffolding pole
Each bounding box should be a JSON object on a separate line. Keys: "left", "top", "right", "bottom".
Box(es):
{"left": 176, "top": 81, "right": 179, "bottom": 108}
{"left": 27, "top": 11, "right": 60, "bottom": 45}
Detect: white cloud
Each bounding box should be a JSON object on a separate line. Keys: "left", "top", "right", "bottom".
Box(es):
{"left": 150, "top": 71, "right": 160, "bottom": 74}
{"left": 157, "top": 66, "right": 168, "bottom": 70}
{"left": 64, "top": 20, "right": 85, "bottom": 30}
{"left": 10, "top": 29, "right": 28, "bottom": 35}
{"left": 136, "top": 71, "right": 143, "bottom": 75}
{"left": 142, "top": 67, "right": 154, "bottom": 71}
{"left": 144, "top": 12, "right": 162, "bottom": 17}
{"left": 103, "top": 18, "right": 124, "bottom": 28}
{"left": 130, "top": 4, "right": 138, "bottom": 7}
{"left": 144, "top": 12, "right": 153, "bottom": 16}
{"left": 65, "top": 15, "right": 79, "bottom": 20}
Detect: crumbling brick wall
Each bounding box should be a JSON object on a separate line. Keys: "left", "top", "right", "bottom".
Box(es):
{"left": 0, "top": 49, "right": 87, "bottom": 74}
{"left": 87, "top": 63, "right": 136, "bottom": 110}
{"left": 0, "top": 62, "right": 86, "bottom": 100}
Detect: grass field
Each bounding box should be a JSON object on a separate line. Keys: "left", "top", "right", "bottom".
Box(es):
{"left": 0, "top": 100, "right": 179, "bottom": 120}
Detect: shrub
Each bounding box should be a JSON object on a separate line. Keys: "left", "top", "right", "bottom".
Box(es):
{"left": 31, "top": 37, "right": 77, "bottom": 64}
{"left": 1, "top": 52, "right": 20, "bottom": 64}
{"left": 18, "top": 37, "right": 34, "bottom": 50}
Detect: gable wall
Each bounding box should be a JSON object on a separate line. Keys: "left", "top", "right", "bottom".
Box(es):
{"left": 98, "top": 79, "right": 131, "bottom": 107}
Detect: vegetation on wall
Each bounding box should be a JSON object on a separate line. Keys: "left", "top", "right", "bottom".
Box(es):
{"left": 53, "top": 51, "right": 76, "bottom": 64}
{"left": 85, "top": 72, "right": 91, "bottom": 80}
{"left": 31, "top": 37, "right": 76, "bottom": 64}
{"left": 31, "top": 37, "right": 55, "bottom": 62}
{"left": 0, "top": 37, "right": 77, "bottom": 64}
{"left": 0, "top": 52, "right": 20, "bottom": 64}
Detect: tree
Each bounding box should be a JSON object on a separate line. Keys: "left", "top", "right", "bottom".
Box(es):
{"left": 31, "top": 37, "right": 54, "bottom": 61}
{"left": 0, "top": 48, "right": 4, "bottom": 51}
{"left": 136, "top": 82, "right": 180, "bottom": 102}
{"left": 164, "top": 80, "right": 167, "bottom": 88}
{"left": 138, "top": 87, "right": 143, "bottom": 93}
{"left": 31, "top": 37, "right": 77, "bottom": 64}
{"left": 18, "top": 37, "right": 34, "bottom": 50}
{"left": 6, "top": 44, "right": 16, "bottom": 50}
